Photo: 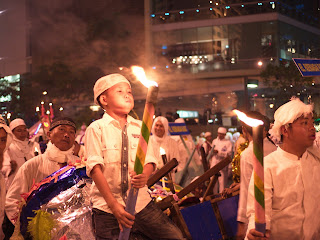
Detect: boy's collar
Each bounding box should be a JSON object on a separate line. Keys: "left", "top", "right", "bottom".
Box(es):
{"left": 102, "top": 112, "right": 137, "bottom": 125}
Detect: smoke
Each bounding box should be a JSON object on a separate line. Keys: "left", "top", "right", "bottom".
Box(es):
{"left": 212, "top": 92, "right": 238, "bottom": 115}
{"left": 31, "top": 0, "right": 146, "bottom": 76}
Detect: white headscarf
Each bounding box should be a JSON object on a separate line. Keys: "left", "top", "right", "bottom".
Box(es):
{"left": 151, "top": 116, "right": 170, "bottom": 143}
{"left": 0, "top": 116, "right": 13, "bottom": 151}
{"left": 269, "top": 97, "right": 313, "bottom": 142}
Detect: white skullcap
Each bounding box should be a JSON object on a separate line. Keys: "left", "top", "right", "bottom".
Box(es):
{"left": 204, "top": 132, "right": 212, "bottom": 138}
{"left": 93, "top": 74, "right": 131, "bottom": 105}
{"left": 0, "top": 116, "right": 13, "bottom": 151}
{"left": 269, "top": 97, "right": 313, "bottom": 141}
{"left": 9, "top": 118, "right": 26, "bottom": 131}
{"left": 217, "top": 127, "right": 227, "bottom": 134}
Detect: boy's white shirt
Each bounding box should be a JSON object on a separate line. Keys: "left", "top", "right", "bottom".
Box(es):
{"left": 85, "top": 113, "right": 157, "bottom": 214}
{"left": 246, "top": 146, "right": 320, "bottom": 240}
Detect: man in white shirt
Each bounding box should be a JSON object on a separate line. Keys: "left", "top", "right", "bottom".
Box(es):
{"left": 236, "top": 111, "right": 277, "bottom": 240}
{"left": 4, "top": 117, "right": 78, "bottom": 239}
{"left": 211, "top": 127, "right": 233, "bottom": 193}
{"left": 246, "top": 98, "right": 320, "bottom": 240}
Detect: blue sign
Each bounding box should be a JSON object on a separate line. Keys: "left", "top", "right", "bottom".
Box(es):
{"left": 168, "top": 122, "right": 190, "bottom": 135}
{"left": 293, "top": 58, "right": 320, "bottom": 76}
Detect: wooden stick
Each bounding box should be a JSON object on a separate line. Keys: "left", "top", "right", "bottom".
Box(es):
{"left": 200, "top": 146, "right": 209, "bottom": 172}
{"left": 161, "top": 154, "right": 176, "bottom": 193}
{"left": 147, "top": 158, "right": 178, "bottom": 188}
{"left": 157, "top": 156, "right": 231, "bottom": 210}
{"left": 201, "top": 173, "right": 220, "bottom": 202}
{"left": 177, "top": 147, "right": 197, "bottom": 186}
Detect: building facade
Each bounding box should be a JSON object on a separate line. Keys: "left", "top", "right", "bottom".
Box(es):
{"left": 141, "top": 0, "right": 320, "bottom": 125}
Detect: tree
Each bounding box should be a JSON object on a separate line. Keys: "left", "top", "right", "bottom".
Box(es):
{"left": 260, "top": 61, "right": 314, "bottom": 102}
{"left": 20, "top": 1, "right": 146, "bottom": 123}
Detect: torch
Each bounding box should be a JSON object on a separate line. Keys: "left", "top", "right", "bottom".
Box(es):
{"left": 160, "top": 147, "right": 175, "bottom": 194}
{"left": 119, "top": 66, "right": 158, "bottom": 240}
{"left": 233, "top": 110, "right": 266, "bottom": 234}
{"left": 49, "top": 102, "right": 54, "bottom": 121}
{"left": 41, "top": 101, "right": 45, "bottom": 118}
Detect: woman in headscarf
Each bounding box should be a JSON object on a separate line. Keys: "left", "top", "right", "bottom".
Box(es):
{"left": 146, "top": 116, "right": 180, "bottom": 174}
{"left": 2, "top": 118, "right": 40, "bottom": 189}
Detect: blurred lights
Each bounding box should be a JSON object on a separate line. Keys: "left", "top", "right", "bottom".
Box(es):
{"left": 269, "top": 103, "right": 274, "bottom": 109}
{"left": 247, "top": 84, "right": 258, "bottom": 89}
{"left": 59, "top": 107, "right": 64, "bottom": 111}
{"left": 90, "top": 105, "right": 100, "bottom": 112}
{"left": 257, "top": 61, "right": 263, "bottom": 66}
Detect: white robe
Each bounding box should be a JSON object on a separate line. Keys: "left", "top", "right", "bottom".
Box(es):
{"left": 211, "top": 137, "right": 233, "bottom": 193}
{"left": 246, "top": 146, "right": 320, "bottom": 239}
{"left": 146, "top": 135, "right": 180, "bottom": 170}
{"left": 2, "top": 138, "right": 41, "bottom": 189}
{"left": 5, "top": 146, "right": 78, "bottom": 224}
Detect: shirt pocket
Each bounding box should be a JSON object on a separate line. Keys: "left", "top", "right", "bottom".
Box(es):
{"left": 130, "top": 138, "right": 139, "bottom": 162}
{"left": 103, "top": 141, "right": 120, "bottom": 163}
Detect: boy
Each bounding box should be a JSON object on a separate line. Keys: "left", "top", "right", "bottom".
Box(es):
{"left": 246, "top": 98, "right": 320, "bottom": 240}
{"left": 85, "top": 74, "right": 183, "bottom": 240}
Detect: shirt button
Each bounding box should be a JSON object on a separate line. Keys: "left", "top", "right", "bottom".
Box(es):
{"left": 123, "top": 163, "right": 127, "bottom": 168}
{"left": 124, "top": 147, "right": 127, "bottom": 151}
{"left": 123, "top": 180, "right": 127, "bottom": 184}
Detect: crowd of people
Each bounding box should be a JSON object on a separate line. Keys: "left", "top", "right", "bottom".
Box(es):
{"left": 0, "top": 73, "right": 319, "bottom": 239}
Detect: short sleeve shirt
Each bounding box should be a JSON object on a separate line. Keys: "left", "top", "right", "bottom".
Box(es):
{"left": 85, "top": 113, "right": 157, "bottom": 214}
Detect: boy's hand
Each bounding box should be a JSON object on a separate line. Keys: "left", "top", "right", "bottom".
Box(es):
{"left": 247, "top": 229, "right": 270, "bottom": 240}
{"left": 130, "top": 171, "right": 148, "bottom": 189}
{"left": 109, "top": 201, "right": 135, "bottom": 231}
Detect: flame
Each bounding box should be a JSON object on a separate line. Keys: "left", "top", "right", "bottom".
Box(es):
{"left": 233, "top": 110, "right": 264, "bottom": 127}
{"left": 131, "top": 66, "right": 158, "bottom": 88}
{"left": 160, "top": 147, "right": 166, "bottom": 155}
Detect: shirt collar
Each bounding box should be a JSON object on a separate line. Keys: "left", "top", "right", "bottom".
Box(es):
{"left": 278, "top": 147, "right": 306, "bottom": 161}
{"left": 102, "top": 112, "right": 139, "bottom": 128}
